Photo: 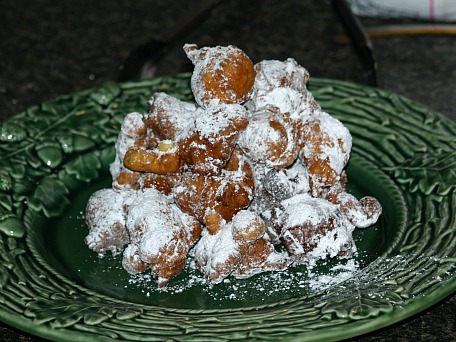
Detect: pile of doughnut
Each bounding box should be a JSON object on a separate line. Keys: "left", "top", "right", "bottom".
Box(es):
{"left": 85, "top": 44, "right": 382, "bottom": 287}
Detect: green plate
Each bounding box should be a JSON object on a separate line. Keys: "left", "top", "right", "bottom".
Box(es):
{"left": 0, "top": 74, "right": 455, "bottom": 341}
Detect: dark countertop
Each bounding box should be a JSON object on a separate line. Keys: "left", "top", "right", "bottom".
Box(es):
{"left": 1, "top": 0, "right": 455, "bottom": 341}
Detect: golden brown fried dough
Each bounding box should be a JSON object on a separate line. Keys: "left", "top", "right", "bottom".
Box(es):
{"left": 184, "top": 44, "right": 255, "bottom": 108}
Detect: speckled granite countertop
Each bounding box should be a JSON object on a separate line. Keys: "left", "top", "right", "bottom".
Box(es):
{"left": 1, "top": 0, "right": 455, "bottom": 341}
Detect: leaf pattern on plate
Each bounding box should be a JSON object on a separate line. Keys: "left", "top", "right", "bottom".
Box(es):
{"left": 0, "top": 75, "right": 454, "bottom": 341}
{"left": 384, "top": 150, "right": 456, "bottom": 196}
{"left": 25, "top": 293, "right": 143, "bottom": 329}
{"left": 27, "top": 177, "right": 70, "bottom": 218}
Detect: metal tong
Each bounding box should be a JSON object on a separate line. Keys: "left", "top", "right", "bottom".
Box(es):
{"left": 117, "top": 0, "right": 222, "bottom": 81}
{"left": 330, "top": 0, "right": 378, "bottom": 86}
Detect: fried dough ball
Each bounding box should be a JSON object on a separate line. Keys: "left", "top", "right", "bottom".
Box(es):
{"left": 184, "top": 44, "right": 255, "bottom": 108}
{"left": 122, "top": 188, "right": 201, "bottom": 287}
{"left": 174, "top": 148, "right": 255, "bottom": 233}
{"left": 325, "top": 184, "right": 382, "bottom": 229}
{"left": 194, "top": 211, "right": 290, "bottom": 284}
{"left": 238, "top": 106, "right": 299, "bottom": 169}
{"left": 224, "top": 146, "right": 254, "bottom": 178}
{"left": 138, "top": 172, "right": 181, "bottom": 196}
{"left": 194, "top": 226, "right": 241, "bottom": 284}
{"left": 297, "top": 112, "right": 352, "bottom": 195}
{"left": 173, "top": 172, "right": 205, "bottom": 220}
{"left": 213, "top": 148, "right": 255, "bottom": 223}
{"left": 234, "top": 237, "right": 291, "bottom": 279}
{"left": 277, "top": 194, "right": 356, "bottom": 264}
{"left": 254, "top": 58, "right": 310, "bottom": 93}
{"left": 110, "top": 112, "right": 151, "bottom": 190}
{"left": 230, "top": 209, "right": 265, "bottom": 243}
{"left": 246, "top": 58, "right": 320, "bottom": 116}
{"left": 122, "top": 244, "right": 149, "bottom": 274}
{"left": 85, "top": 188, "right": 137, "bottom": 255}
{"left": 123, "top": 140, "right": 182, "bottom": 175}
{"left": 145, "top": 92, "right": 197, "bottom": 141}
{"left": 179, "top": 104, "right": 248, "bottom": 175}
{"left": 261, "top": 160, "right": 310, "bottom": 201}
{"left": 249, "top": 187, "right": 284, "bottom": 245}
{"left": 113, "top": 172, "right": 142, "bottom": 190}
{"left": 249, "top": 161, "right": 311, "bottom": 244}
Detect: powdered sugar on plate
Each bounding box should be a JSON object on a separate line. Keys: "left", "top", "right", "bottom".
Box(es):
{"left": 125, "top": 246, "right": 364, "bottom": 301}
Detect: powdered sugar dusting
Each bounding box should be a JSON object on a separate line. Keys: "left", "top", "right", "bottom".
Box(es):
{"left": 148, "top": 92, "right": 197, "bottom": 141}
{"left": 194, "top": 103, "right": 247, "bottom": 138}
{"left": 300, "top": 111, "right": 352, "bottom": 176}
{"left": 125, "top": 249, "right": 363, "bottom": 300}
{"left": 126, "top": 189, "right": 176, "bottom": 246}
{"left": 85, "top": 188, "right": 137, "bottom": 255}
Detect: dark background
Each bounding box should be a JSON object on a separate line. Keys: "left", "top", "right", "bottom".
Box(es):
{"left": 1, "top": 0, "right": 455, "bottom": 340}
